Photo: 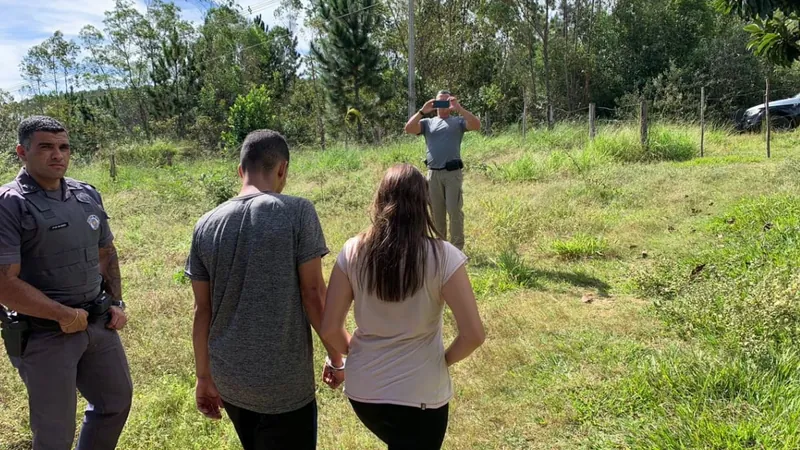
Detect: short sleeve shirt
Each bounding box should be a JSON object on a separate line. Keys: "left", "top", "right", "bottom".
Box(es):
{"left": 185, "top": 192, "right": 329, "bottom": 414}
{"left": 419, "top": 116, "right": 467, "bottom": 169}
{"left": 336, "top": 237, "right": 468, "bottom": 408}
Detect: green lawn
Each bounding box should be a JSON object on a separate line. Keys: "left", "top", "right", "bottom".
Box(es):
{"left": 1, "top": 123, "right": 799, "bottom": 449}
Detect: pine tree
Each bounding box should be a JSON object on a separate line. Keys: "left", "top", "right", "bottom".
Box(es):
{"left": 149, "top": 28, "right": 203, "bottom": 137}
{"left": 310, "top": 0, "right": 384, "bottom": 139}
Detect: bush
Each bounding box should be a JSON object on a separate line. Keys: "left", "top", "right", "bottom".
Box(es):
{"left": 222, "top": 85, "right": 279, "bottom": 152}
{"left": 188, "top": 115, "right": 225, "bottom": 152}
{"left": 198, "top": 170, "right": 238, "bottom": 206}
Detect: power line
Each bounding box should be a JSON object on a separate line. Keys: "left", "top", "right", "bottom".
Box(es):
{"left": 331, "top": 2, "right": 381, "bottom": 20}
{"left": 248, "top": 0, "right": 283, "bottom": 15}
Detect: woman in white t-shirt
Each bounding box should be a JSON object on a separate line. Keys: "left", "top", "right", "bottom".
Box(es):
{"left": 321, "top": 163, "right": 485, "bottom": 450}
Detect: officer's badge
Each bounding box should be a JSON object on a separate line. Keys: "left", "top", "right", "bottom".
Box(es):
{"left": 77, "top": 193, "right": 92, "bottom": 203}
{"left": 87, "top": 215, "right": 100, "bottom": 231}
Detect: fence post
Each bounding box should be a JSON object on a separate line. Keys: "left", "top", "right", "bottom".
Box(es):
{"left": 700, "top": 86, "right": 705, "bottom": 158}
{"left": 640, "top": 99, "right": 648, "bottom": 149}
{"left": 547, "top": 104, "right": 554, "bottom": 130}
{"left": 589, "top": 103, "right": 596, "bottom": 141}
{"left": 110, "top": 153, "right": 117, "bottom": 181}
{"left": 522, "top": 87, "right": 527, "bottom": 140}
{"left": 765, "top": 77, "right": 771, "bottom": 158}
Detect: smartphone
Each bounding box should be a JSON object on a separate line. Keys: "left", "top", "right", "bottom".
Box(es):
{"left": 433, "top": 100, "right": 451, "bottom": 108}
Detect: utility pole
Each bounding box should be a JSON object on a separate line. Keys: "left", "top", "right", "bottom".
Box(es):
{"left": 310, "top": 56, "right": 326, "bottom": 150}
{"left": 408, "top": 0, "right": 416, "bottom": 117}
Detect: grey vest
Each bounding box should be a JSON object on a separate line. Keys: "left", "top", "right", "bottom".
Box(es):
{"left": 4, "top": 176, "right": 105, "bottom": 307}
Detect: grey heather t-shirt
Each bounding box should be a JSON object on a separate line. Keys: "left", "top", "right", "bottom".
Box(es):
{"left": 420, "top": 116, "right": 467, "bottom": 169}
{"left": 185, "top": 192, "right": 329, "bottom": 414}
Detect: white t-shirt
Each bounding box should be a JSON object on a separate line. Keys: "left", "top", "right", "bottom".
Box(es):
{"left": 336, "top": 236, "right": 468, "bottom": 409}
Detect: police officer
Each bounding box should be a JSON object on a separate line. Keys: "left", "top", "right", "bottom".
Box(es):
{"left": 0, "top": 116, "right": 132, "bottom": 450}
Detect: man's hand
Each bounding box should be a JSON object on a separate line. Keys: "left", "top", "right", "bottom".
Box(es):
{"left": 422, "top": 99, "right": 436, "bottom": 114}
{"left": 196, "top": 376, "right": 224, "bottom": 420}
{"left": 449, "top": 97, "right": 460, "bottom": 111}
{"left": 107, "top": 306, "right": 128, "bottom": 330}
{"left": 450, "top": 96, "right": 481, "bottom": 131}
{"left": 322, "top": 364, "right": 345, "bottom": 389}
{"left": 59, "top": 308, "right": 89, "bottom": 334}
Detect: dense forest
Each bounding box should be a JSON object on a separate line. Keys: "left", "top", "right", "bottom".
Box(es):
{"left": 0, "top": 0, "right": 799, "bottom": 155}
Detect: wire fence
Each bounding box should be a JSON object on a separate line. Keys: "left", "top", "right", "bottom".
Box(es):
{"left": 510, "top": 80, "right": 789, "bottom": 159}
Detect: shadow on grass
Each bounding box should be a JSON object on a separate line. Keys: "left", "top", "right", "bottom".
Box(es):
{"left": 469, "top": 251, "right": 611, "bottom": 296}
{"left": 533, "top": 269, "right": 611, "bottom": 296}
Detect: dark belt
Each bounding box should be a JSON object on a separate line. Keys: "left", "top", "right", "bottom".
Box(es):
{"left": 24, "top": 292, "right": 112, "bottom": 332}
{"left": 426, "top": 159, "right": 464, "bottom": 171}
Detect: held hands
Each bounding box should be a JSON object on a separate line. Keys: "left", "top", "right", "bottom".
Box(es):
{"left": 322, "top": 356, "right": 345, "bottom": 389}
{"left": 59, "top": 308, "right": 89, "bottom": 334}
{"left": 196, "top": 376, "right": 225, "bottom": 420}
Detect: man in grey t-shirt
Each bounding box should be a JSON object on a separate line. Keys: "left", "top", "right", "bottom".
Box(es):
{"left": 404, "top": 90, "right": 480, "bottom": 250}
{"left": 185, "top": 130, "right": 345, "bottom": 450}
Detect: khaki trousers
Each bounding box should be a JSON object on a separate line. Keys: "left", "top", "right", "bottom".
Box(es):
{"left": 427, "top": 169, "right": 465, "bottom": 250}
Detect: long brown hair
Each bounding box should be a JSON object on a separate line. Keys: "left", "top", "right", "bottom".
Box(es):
{"left": 356, "top": 163, "right": 441, "bottom": 302}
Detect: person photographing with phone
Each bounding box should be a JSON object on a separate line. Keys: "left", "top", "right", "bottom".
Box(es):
{"left": 404, "top": 90, "right": 480, "bottom": 251}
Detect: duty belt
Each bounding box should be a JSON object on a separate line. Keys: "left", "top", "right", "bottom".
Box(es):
{"left": 23, "top": 292, "right": 113, "bottom": 331}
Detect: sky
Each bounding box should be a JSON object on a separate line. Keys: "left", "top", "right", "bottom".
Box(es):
{"left": 0, "top": 0, "right": 312, "bottom": 97}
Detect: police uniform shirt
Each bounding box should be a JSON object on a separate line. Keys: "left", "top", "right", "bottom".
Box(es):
{"left": 0, "top": 168, "right": 114, "bottom": 307}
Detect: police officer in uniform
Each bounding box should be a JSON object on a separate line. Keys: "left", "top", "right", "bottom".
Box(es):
{"left": 0, "top": 116, "right": 132, "bottom": 450}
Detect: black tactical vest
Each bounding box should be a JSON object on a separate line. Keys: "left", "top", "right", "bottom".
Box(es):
{"left": 3, "top": 172, "right": 106, "bottom": 307}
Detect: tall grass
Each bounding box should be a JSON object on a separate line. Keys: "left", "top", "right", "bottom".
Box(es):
{"left": 590, "top": 125, "right": 697, "bottom": 162}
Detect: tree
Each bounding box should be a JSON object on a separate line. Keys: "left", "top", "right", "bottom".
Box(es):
{"left": 47, "top": 31, "right": 80, "bottom": 94}
{"left": 717, "top": 0, "right": 800, "bottom": 66}
{"left": 149, "top": 28, "right": 204, "bottom": 137}
{"left": 310, "top": 0, "right": 385, "bottom": 139}
{"left": 19, "top": 45, "right": 49, "bottom": 97}
{"left": 102, "top": 0, "right": 152, "bottom": 137}
{"left": 222, "top": 85, "right": 279, "bottom": 151}
{"left": 250, "top": 15, "right": 301, "bottom": 100}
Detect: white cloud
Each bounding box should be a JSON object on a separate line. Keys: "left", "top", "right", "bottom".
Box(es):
{"left": 0, "top": 0, "right": 313, "bottom": 95}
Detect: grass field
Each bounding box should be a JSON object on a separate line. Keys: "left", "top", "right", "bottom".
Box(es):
{"left": 1, "top": 123, "right": 799, "bottom": 449}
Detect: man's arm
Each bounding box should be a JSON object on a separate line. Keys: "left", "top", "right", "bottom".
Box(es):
{"left": 404, "top": 99, "right": 435, "bottom": 135}
{"left": 191, "top": 279, "right": 224, "bottom": 419}
{"left": 298, "top": 257, "right": 347, "bottom": 366}
{"left": 191, "top": 280, "right": 213, "bottom": 380}
{"left": 0, "top": 263, "right": 84, "bottom": 327}
{"left": 452, "top": 98, "right": 481, "bottom": 131}
{"left": 99, "top": 243, "right": 122, "bottom": 301}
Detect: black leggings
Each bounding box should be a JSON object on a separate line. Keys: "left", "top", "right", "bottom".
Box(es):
{"left": 223, "top": 399, "right": 317, "bottom": 450}
{"left": 349, "top": 400, "right": 449, "bottom": 450}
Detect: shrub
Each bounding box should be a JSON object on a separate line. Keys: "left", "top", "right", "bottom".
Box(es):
{"left": 222, "top": 85, "right": 279, "bottom": 152}
{"left": 198, "top": 170, "right": 238, "bottom": 206}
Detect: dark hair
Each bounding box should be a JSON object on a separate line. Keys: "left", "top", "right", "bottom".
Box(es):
{"left": 18, "top": 116, "right": 67, "bottom": 148}
{"left": 437, "top": 90, "right": 451, "bottom": 96}
{"left": 240, "top": 130, "right": 290, "bottom": 174}
{"left": 356, "top": 164, "right": 441, "bottom": 303}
